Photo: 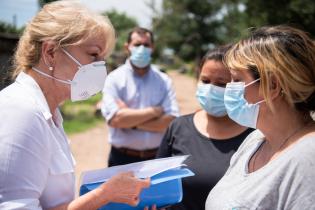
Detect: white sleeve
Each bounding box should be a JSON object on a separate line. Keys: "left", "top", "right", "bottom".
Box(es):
{"left": 0, "top": 199, "right": 42, "bottom": 210}
{"left": 0, "top": 109, "right": 51, "bottom": 209}
{"left": 101, "top": 74, "right": 120, "bottom": 122}
{"left": 161, "top": 77, "right": 180, "bottom": 117}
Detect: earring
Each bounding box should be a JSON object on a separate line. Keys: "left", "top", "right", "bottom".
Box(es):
{"left": 49, "top": 66, "right": 54, "bottom": 71}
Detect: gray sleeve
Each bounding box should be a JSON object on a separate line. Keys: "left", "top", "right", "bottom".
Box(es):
{"left": 284, "top": 144, "right": 315, "bottom": 210}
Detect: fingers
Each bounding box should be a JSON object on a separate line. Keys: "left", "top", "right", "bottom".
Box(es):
{"left": 105, "top": 172, "right": 151, "bottom": 207}
{"left": 115, "top": 195, "right": 139, "bottom": 207}
{"left": 116, "top": 99, "right": 127, "bottom": 108}
{"left": 141, "top": 177, "right": 151, "bottom": 189}
{"left": 144, "top": 204, "right": 157, "bottom": 210}
{"left": 130, "top": 196, "right": 140, "bottom": 207}
{"left": 120, "top": 171, "right": 135, "bottom": 177}
{"left": 120, "top": 172, "right": 150, "bottom": 189}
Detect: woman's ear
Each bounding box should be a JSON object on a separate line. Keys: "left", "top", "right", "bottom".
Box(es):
{"left": 269, "top": 74, "right": 281, "bottom": 100}
{"left": 41, "top": 41, "right": 57, "bottom": 69}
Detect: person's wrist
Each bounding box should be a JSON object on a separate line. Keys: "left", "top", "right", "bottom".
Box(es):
{"left": 93, "top": 184, "right": 111, "bottom": 207}
{"left": 153, "top": 107, "right": 162, "bottom": 117}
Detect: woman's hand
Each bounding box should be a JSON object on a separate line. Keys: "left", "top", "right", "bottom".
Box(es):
{"left": 99, "top": 172, "right": 150, "bottom": 206}
{"left": 144, "top": 205, "right": 166, "bottom": 210}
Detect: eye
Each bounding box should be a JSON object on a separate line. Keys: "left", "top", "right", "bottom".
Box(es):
{"left": 201, "top": 79, "right": 210, "bottom": 84}
{"left": 143, "top": 43, "right": 150, "bottom": 47}
{"left": 231, "top": 76, "right": 242, "bottom": 82}
{"left": 134, "top": 43, "right": 142, "bottom": 47}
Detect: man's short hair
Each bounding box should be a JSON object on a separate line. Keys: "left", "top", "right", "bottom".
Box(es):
{"left": 127, "top": 27, "right": 154, "bottom": 44}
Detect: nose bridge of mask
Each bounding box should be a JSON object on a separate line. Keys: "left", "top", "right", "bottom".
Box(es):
{"left": 138, "top": 45, "right": 145, "bottom": 50}
{"left": 130, "top": 45, "right": 141, "bottom": 51}
{"left": 196, "top": 83, "right": 227, "bottom": 117}
{"left": 62, "top": 48, "right": 82, "bottom": 67}
{"left": 131, "top": 45, "right": 152, "bottom": 52}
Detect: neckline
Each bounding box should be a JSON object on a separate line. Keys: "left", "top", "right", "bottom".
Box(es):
{"left": 243, "top": 132, "right": 315, "bottom": 176}
{"left": 126, "top": 59, "right": 151, "bottom": 78}
{"left": 190, "top": 112, "right": 252, "bottom": 142}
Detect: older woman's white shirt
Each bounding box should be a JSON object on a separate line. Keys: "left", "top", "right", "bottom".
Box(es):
{"left": 0, "top": 72, "right": 75, "bottom": 209}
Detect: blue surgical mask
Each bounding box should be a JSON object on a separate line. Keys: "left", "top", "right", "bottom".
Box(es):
{"left": 224, "top": 79, "right": 264, "bottom": 128}
{"left": 129, "top": 45, "right": 152, "bottom": 68}
{"left": 196, "top": 83, "right": 227, "bottom": 117}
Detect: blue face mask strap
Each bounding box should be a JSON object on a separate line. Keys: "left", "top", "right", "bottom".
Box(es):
{"left": 245, "top": 78, "right": 265, "bottom": 105}
{"left": 255, "top": 99, "right": 265, "bottom": 105}
{"left": 245, "top": 78, "right": 260, "bottom": 87}
{"left": 62, "top": 48, "right": 82, "bottom": 67}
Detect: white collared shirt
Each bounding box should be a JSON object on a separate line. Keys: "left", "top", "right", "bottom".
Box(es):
{"left": 0, "top": 72, "right": 75, "bottom": 209}
{"left": 101, "top": 61, "right": 180, "bottom": 150}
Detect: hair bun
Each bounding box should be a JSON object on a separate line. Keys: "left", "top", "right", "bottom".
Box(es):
{"left": 295, "top": 91, "right": 315, "bottom": 112}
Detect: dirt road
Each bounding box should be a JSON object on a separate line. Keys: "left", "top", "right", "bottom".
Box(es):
{"left": 70, "top": 70, "right": 200, "bottom": 190}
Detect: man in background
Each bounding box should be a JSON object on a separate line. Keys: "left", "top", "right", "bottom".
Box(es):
{"left": 101, "top": 27, "right": 179, "bottom": 166}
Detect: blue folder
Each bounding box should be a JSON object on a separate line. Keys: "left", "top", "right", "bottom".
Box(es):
{"left": 80, "top": 168, "right": 194, "bottom": 210}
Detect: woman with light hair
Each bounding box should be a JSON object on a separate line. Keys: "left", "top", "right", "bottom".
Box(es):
{"left": 206, "top": 25, "right": 315, "bottom": 209}
{"left": 0, "top": 1, "right": 150, "bottom": 209}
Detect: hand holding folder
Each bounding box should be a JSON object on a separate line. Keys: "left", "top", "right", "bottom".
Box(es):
{"left": 103, "top": 172, "right": 150, "bottom": 206}
{"left": 80, "top": 156, "right": 194, "bottom": 210}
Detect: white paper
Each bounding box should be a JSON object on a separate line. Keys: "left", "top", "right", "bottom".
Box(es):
{"left": 80, "top": 155, "right": 189, "bottom": 185}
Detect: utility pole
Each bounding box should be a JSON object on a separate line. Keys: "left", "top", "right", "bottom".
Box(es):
{"left": 12, "top": 14, "right": 17, "bottom": 29}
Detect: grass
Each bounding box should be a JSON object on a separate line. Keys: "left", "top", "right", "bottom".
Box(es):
{"left": 61, "top": 93, "right": 105, "bottom": 134}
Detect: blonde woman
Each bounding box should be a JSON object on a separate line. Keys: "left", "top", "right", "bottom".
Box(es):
{"left": 206, "top": 26, "right": 315, "bottom": 209}
{"left": 156, "top": 45, "right": 253, "bottom": 210}
{"left": 0, "top": 2, "right": 150, "bottom": 210}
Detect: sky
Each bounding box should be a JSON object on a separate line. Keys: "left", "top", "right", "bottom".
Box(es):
{"left": 0, "top": 0, "right": 162, "bottom": 28}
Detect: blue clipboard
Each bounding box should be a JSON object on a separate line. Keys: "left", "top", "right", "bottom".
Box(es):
{"left": 80, "top": 168, "right": 194, "bottom": 210}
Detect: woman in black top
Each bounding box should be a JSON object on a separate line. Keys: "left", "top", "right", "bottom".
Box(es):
{"left": 156, "top": 45, "right": 254, "bottom": 210}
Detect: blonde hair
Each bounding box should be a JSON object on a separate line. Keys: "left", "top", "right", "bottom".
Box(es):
{"left": 224, "top": 25, "right": 315, "bottom": 113}
{"left": 13, "top": 1, "right": 115, "bottom": 79}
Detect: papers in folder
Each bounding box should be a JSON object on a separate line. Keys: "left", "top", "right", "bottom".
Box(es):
{"left": 79, "top": 155, "right": 195, "bottom": 210}
{"left": 80, "top": 155, "right": 189, "bottom": 185}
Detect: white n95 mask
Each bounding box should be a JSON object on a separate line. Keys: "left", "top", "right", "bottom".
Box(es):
{"left": 32, "top": 49, "right": 107, "bottom": 102}
{"left": 224, "top": 79, "right": 264, "bottom": 128}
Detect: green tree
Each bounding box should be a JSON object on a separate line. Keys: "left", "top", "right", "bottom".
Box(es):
{"left": 151, "top": 0, "right": 315, "bottom": 63}
{"left": 244, "top": 0, "right": 315, "bottom": 36}
{"left": 152, "top": 0, "right": 223, "bottom": 62}
{"left": 103, "top": 9, "right": 138, "bottom": 51}
{"left": 214, "top": 1, "right": 249, "bottom": 44}
{"left": 0, "top": 21, "right": 23, "bottom": 34}
{"left": 38, "top": 0, "right": 56, "bottom": 7}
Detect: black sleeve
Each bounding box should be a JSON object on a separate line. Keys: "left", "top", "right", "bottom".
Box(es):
{"left": 156, "top": 122, "right": 175, "bottom": 158}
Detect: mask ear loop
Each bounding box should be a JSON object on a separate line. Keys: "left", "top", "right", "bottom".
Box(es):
{"left": 245, "top": 78, "right": 265, "bottom": 105}
{"left": 245, "top": 78, "right": 260, "bottom": 87}
{"left": 62, "top": 48, "right": 82, "bottom": 67}
{"left": 32, "top": 66, "right": 71, "bottom": 85}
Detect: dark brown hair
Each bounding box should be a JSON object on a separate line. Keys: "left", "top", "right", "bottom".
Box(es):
{"left": 127, "top": 27, "right": 154, "bottom": 44}
{"left": 197, "top": 44, "right": 232, "bottom": 77}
